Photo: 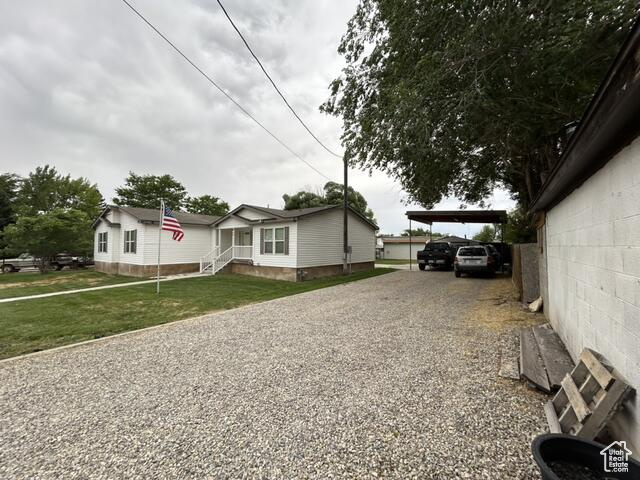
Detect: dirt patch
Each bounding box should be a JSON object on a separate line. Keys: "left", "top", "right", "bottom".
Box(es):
{"left": 468, "top": 276, "right": 545, "bottom": 332}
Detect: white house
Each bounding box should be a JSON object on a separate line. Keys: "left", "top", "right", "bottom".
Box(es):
{"left": 93, "top": 204, "right": 377, "bottom": 281}
{"left": 532, "top": 21, "right": 640, "bottom": 454}
{"left": 378, "top": 236, "right": 430, "bottom": 260}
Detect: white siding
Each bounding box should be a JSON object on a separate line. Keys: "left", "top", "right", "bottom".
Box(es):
{"left": 545, "top": 135, "right": 640, "bottom": 451}
{"left": 93, "top": 220, "right": 120, "bottom": 263}
{"left": 296, "top": 209, "right": 376, "bottom": 267}
{"left": 235, "top": 207, "right": 273, "bottom": 220}
{"left": 118, "top": 212, "right": 146, "bottom": 265}
{"left": 216, "top": 216, "right": 252, "bottom": 229}
{"left": 143, "top": 224, "right": 214, "bottom": 265}
{"left": 252, "top": 221, "right": 298, "bottom": 268}
{"left": 383, "top": 242, "right": 426, "bottom": 260}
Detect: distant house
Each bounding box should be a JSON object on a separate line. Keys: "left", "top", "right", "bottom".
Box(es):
{"left": 93, "top": 204, "right": 377, "bottom": 281}
{"left": 379, "top": 236, "right": 430, "bottom": 260}
{"left": 531, "top": 18, "right": 640, "bottom": 453}
{"left": 378, "top": 235, "right": 479, "bottom": 260}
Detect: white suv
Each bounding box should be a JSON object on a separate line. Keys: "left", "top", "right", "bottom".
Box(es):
{"left": 454, "top": 245, "right": 496, "bottom": 277}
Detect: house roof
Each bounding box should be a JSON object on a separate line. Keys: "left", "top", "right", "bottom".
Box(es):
{"left": 213, "top": 204, "right": 379, "bottom": 230}
{"left": 93, "top": 205, "right": 221, "bottom": 228}
{"left": 406, "top": 210, "right": 508, "bottom": 224}
{"left": 435, "top": 235, "right": 479, "bottom": 244}
{"left": 531, "top": 17, "right": 640, "bottom": 212}
{"left": 380, "top": 236, "right": 431, "bottom": 244}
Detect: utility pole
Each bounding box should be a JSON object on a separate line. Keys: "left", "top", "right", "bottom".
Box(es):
{"left": 343, "top": 156, "right": 348, "bottom": 274}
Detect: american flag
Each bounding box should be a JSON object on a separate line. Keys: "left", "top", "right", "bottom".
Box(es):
{"left": 162, "top": 205, "right": 185, "bottom": 241}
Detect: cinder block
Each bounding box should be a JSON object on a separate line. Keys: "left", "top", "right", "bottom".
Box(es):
{"left": 614, "top": 215, "right": 640, "bottom": 247}
{"left": 625, "top": 302, "right": 640, "bottom": 337}
{"left": 623, "top": 247, "right": 640, "bottom": 277}
{"left": 615, "top": 273, "right": 640, "bottom": 306}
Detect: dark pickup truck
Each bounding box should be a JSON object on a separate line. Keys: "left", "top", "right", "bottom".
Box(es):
{"left": 417, "top": 241, "right": 456, "bottom": 270}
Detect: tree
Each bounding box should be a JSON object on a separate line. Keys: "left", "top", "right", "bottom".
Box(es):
{"left": 473, "top": 225, "right": 496, "bottom": 243}
{"left": 186, "top": 195, "right": 230, "bottom": 216}
{"left": 282, "top": 191, "right": 326, "bottom": 210}
{"left": 282, "top": 181, "right": 376, "bottom": 222}
{"left": 16, "top": 165, "right": 103, "bottom": 219}
{"left": 3, "top": 209, "right": 93, "bottom": 271}
{"left": 0, "top": 174, "right": 20, "bottom": 259}
{"left": 503, "top": 206, "right": 537, "bottom": 244}
{"left": 113, "top": 173, "right": 187, "bottom": 210}
{"left": 401, "top": 228, "right": 428, "bottom": 237}
{"left": 322, "top": 1, "right": 637, "bottom": 211}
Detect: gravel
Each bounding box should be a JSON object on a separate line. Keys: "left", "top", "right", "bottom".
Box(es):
{"left": 0, "top": 270, "right": 547, "bottom": 479}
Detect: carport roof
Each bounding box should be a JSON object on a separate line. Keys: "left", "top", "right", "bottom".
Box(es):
{"left": 405, "top": 210, "right": 508, "bottom": 225}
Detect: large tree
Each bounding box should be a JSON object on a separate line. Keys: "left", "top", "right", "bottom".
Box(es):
{"left": 16, "top": 165, "right": 103, "bottom": 219}
{"left": 322, "top": 1, "right": 637, "bottom": 210}
{"left": 186, "top": 195, "right": 229, "bottom": 217}
{"left": 4, "top": 209, "right": 93, "bottom": 271}
{"left": 113, "top": 173, "right": 187, "bottom": 210}
{"left": 283, "top": 181, "right": 376, "bottom": 221}
{"left": 0, "top": 174, "right": 20, "bottom": 259}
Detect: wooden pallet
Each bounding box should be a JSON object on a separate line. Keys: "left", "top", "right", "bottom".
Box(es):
{"left": 545, "top": 348, "right": 633, "bottom": 439}
{"left": 520, "top": 324, "right": 574, "bottom": 392}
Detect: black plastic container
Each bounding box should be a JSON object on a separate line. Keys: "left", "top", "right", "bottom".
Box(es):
{"left": 532, "top": 433, "right": 640, "bottom": 479}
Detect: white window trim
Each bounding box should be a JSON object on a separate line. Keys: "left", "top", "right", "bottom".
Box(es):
{"left": 98, "top": 232, "right": 108, "bottom": 253}
{"left": 124, "top": 229, "right": 137, "bottom": 254}
{"left": 262, "top": 227, "right": 286, "bottom": 255}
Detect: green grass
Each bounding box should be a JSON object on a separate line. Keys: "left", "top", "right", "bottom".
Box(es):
{"left": 375, "top": 259, "right": 413, "bottom": 265}
{"left": 0, "top": 268, "right": 394, "bottom": 359}
{"left": 0, "top": 270, "right": 145, "bottom": 299}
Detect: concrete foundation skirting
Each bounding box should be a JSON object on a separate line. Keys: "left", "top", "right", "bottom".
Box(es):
{"left": 95, "top": 261, "right": 200, "bottom": 277}
{"left": 229, "top": 261, "right": 375, "bottom": 282}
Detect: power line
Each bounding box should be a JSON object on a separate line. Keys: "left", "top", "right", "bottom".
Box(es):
{"left": 119, "top": 0, "right": 332, "bottom": 181}
{"left": 215, "top": 0, "right": 343, "bottom": 159}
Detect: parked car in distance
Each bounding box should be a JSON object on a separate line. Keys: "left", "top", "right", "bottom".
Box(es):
{"left": 454, "top": 245, "right": 496, "bottom": 277}
{"left": 50, "top": 253, "right": 94, "bottom": 270}
{"left": 417, "top": 241, "right": 456, "bottom": 270}
{"left": 1, "top": 253, "right": 39, "bottom": 273}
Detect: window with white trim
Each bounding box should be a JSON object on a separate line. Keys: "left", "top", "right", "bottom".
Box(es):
{"left": 124, "top": 229, "right": 137, "bottom": 254}
{"left": 263, "top": 227, "right": 286, "bottom": 254}
{"left": 98, "top": 232, "right": 108, "bottom": 253}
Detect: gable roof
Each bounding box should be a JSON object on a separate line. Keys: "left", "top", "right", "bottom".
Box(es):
{"left": 92, "top": 205, "right": 221, "bottom": 229}
{"left": 213, "top": 204, "right": 378, "bottom": 230}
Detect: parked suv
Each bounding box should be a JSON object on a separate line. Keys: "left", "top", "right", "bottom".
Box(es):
{"left": 417, "top": 241, "right": 456, "bottom": 270}
{"left": 454, "top": 245, "right": 496, "bottom": 277}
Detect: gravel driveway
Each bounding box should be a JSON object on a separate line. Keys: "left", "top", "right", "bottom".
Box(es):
{"left": 0, "top": 270, "right": 547, "bottom": 479}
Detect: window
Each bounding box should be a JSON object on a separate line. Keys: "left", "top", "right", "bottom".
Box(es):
{"left": 264, "top": 228, "right": 273, "bottom": 254}
{"left": 98, "top": 232, "right": 108, "bottom": 253}
{"left": 124, "top": 229, "right": 137, "bottom": 254}
{"left": 262, "top": 227, "right": 287, "bottom": 255}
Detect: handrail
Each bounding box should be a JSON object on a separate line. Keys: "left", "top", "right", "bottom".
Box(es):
{"left": 202, "top": 244, "right": 254, "bottom": 274}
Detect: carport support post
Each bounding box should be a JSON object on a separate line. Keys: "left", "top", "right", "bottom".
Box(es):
{"left": 409, "top": 219, "right": 412, "bottom": 270}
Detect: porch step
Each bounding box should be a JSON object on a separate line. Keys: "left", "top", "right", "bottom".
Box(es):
{"left": 519, "top": 323, "right": 574, "bottom": 393}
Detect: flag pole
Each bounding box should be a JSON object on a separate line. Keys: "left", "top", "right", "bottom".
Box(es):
{"left": 156, "top": 199, "right": 163, "bottom": 294}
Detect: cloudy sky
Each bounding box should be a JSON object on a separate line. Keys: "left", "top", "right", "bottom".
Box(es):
{"left": 0, "top": 0, "right": 514, "bottom": 236}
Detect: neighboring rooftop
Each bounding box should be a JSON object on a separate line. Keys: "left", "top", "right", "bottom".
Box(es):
{"left": 380, "top": 236, "right": 431, "bottom": 244}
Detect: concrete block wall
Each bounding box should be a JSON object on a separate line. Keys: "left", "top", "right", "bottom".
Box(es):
{"left": 545, "top": 136, "right": 640, "bottom": 452}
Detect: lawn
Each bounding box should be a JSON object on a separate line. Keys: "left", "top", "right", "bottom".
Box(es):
{"left": 0, "top": 268, "right": 394, "bottom": 359}
{"left": 0, "top": 270, "right": 145, "bottom": 300}
{"left": 375, "top": 259, "right": 413, "bottom": 265}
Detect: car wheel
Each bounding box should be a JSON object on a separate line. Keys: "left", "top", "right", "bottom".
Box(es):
{"left": 418, "top": 264, "right": 426, "bottom": 271}
{"left": 454, "top": 270, "right": 461, "bottom": 278}
{"left": 2, "top": 264, "right": 14, "bottom": 273}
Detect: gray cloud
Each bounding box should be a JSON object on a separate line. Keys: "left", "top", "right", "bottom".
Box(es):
{"left": 0, "top": 0, "right": 513, "bottom": 236}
